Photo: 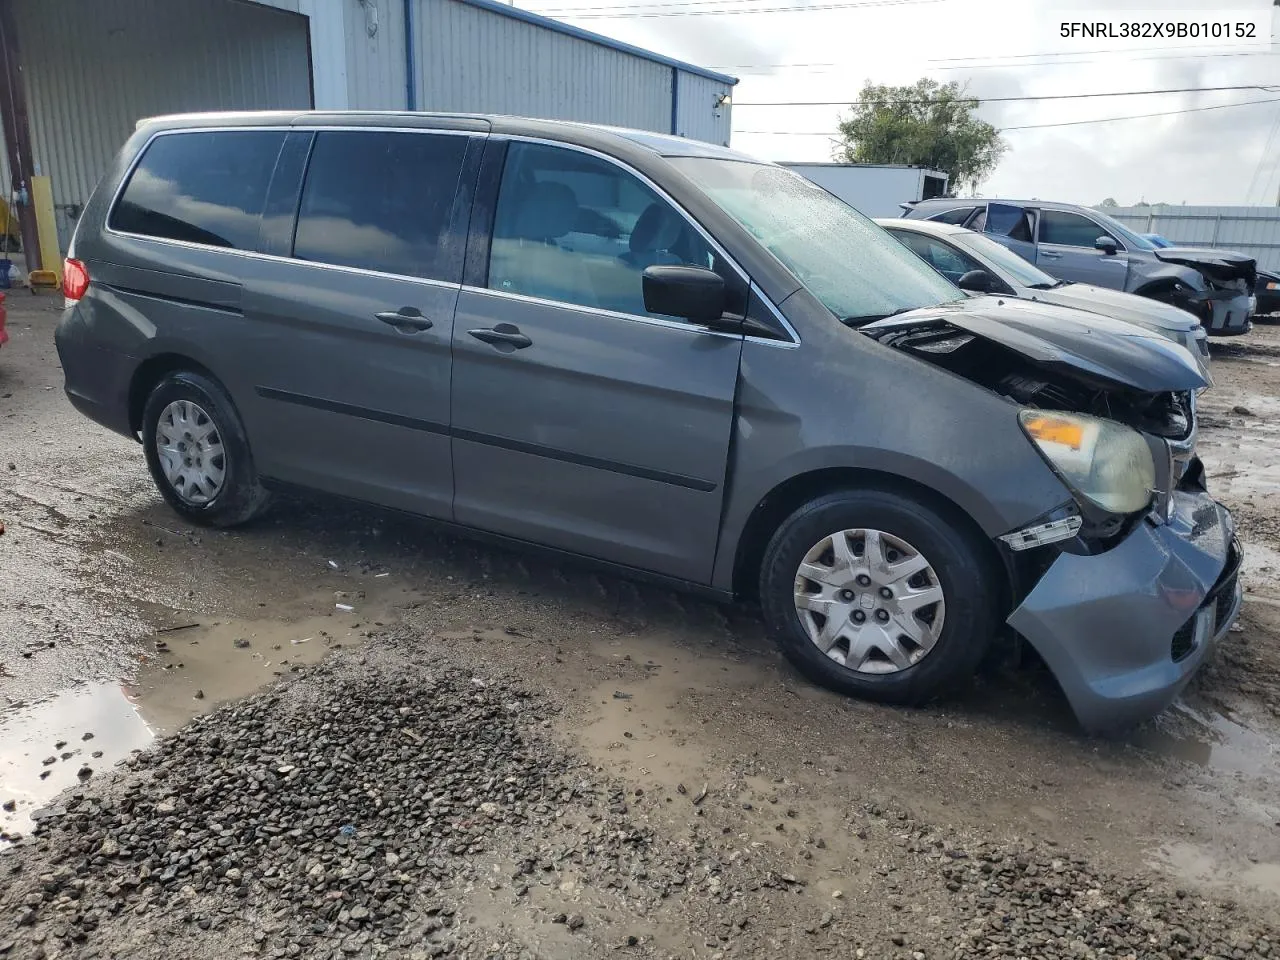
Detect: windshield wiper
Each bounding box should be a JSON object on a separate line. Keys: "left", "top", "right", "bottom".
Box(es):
{"left": 1028, "top": 280, "right": 1068, "bottom": 290}
{"left": 840, "top": 306, "right": 917, "bottom": 326}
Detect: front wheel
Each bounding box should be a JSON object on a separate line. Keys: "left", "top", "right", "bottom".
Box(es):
{"left": 758, "top": 489, "right": 998, "bottom": 705}
{"left": 141, "top": 371, "right": 270, "bottom": 527}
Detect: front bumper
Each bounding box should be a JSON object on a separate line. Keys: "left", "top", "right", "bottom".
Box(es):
{"left": 1202, "top": 291, "right": 1253, "bottom": 336}
{"left": 1007, "top": 489, "right": 1240, "bottom": 732}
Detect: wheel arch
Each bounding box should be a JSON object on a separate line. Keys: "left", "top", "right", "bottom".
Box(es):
{"left": 729, "top": 467, "right": 1010, "bottom": 609}
{"left": 128, "top": 354, "right": 221, "bottom": 435}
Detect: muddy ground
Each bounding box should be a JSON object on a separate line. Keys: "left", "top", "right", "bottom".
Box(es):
{"left": 2, "top": 294, "right": 1280, "bottom": 958}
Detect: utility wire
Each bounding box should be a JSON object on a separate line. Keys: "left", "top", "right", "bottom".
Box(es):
{"left": 531, "top": 0, "right": 938, "bottom": 16}
{"left": 733, "top": 94, "right": 1280, "bottom": 135}
{"left": 937, "top": 49, "right": 1280, "bottom": 70}
{"left": 533, "top": 0, "right": 930, "bottom": 10}
{"left": 1245, "top": 103, "right": 1280, "bottom": 203}
{"left": 732, "top": 84, "right": 1280, "bottom": 107}
{"left": 928, "top": 42, "right": 1278, "bottom": 64}
{"left": 719, "top": 50, "right": 1280, "bottom": 75}
{"left": 1001, "top": 95, "right": 1280, "bottom": 130}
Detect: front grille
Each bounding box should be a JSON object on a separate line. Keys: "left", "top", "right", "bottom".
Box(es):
{"left": 1168, "top": 539, "right": 1242, "bottom": 662}
{"left": 1214, "top": 572, "right": 1238, "bottom": 627}
{"left": 1171, "top": 618, "right": 1196, "bottom": 662}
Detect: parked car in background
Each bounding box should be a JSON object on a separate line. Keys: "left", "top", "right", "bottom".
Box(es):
{"left": 57, "top": 111, "right": 1237, "bottom": 731}
{"left": 903, "top": 198, "right": 1256, "bottom": 336}
{"left": 1254, "top": 270, "right": 1280, "bottom": 320}
{"left": 877, "top": 217, "right": 1210, "bottom": 371}
{"left": 1142, "top": 231, "right": 1277, "bottom": 321}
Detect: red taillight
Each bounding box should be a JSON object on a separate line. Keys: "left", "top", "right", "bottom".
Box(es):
{"left": 62, "top": 258, "right": 89, "bottom": 301}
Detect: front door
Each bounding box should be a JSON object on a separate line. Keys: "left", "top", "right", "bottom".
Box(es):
{"left": 449, "top": 140, "right": 746, "bottom": 582}
{"left": 1035, "top": 209, "right": 1131, "bottom": 289}
{"left": 243, "top": 128, "right": 481, "bottom": 518}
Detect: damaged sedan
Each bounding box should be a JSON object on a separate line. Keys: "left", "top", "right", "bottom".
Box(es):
{"left": 57, "top": 113, "right": 1239, "bottom": 732}
{"left": 903, "top": 198, "right": 1256, "bottom": 336}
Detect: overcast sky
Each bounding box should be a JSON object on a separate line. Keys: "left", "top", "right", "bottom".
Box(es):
{"left": 518, "top": 0, "right": 1280, "bottom": 205}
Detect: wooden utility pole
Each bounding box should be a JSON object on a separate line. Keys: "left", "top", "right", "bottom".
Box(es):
{"left": 0, "top": 0, "right": 41, "bottom": 272}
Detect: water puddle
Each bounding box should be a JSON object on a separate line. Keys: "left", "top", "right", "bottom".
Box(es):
{"left": 1, "top": 606, "right": 375, "bottom": 843}
{"left": 0, "top": 681, "right": 153, "bottom": 843}
{"left": 1135, "top": 702, "right": 1280, "bottom": 780}
{"left": 1152, "top": 841, "right": 1280, "bottom": 900}
{"left": 131, "top": 611, "right": 369, "bottom": 734}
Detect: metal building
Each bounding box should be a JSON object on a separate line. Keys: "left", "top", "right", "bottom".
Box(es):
{"left": 0, "top": 0, "right": 736, "bottom": 260}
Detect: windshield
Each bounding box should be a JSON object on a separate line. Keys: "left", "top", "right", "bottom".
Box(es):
{"left": 669, "top": 158, "right": 964, "bottom": 322}
{"left": 952, "top": 231, "right": 1060, "bottom": 288}
{"left": 1090, "top": 210, "right": 1155, "bottom": 251}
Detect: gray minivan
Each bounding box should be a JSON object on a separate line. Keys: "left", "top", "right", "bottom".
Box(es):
{"left": 56, "top": 112, "right": 1241, "bottom": 731}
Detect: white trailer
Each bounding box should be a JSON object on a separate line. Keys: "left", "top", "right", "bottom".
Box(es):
{"left": 780, "top": 163, "right": 949, "bottom": 218}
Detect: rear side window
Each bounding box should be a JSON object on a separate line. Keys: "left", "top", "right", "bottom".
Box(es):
{"left": 292, "top": 131, "right": 468, "bottom": 281}
{"left": 930, "top": 206, "right": 975, "bottom": 226}
{"left": 110, "top": 131, "right": 285, "bottom": 250}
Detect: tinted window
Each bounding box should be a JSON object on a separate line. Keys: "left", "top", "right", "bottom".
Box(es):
{"left": 110, "top": 131, "right": 284, "bottom": 250}
{"left": 293, "top": 131, "right": 468, "bottom": 281}
{"left": 488, "top": 141, "right": 721, "bottom": 319}
{"left": 892, "top": 231, "right": 981, "bottom": 283}
{"left": 987, "top": 204, "right": 1035, "bottom": 242}
{"left": 1040, "top": 210, "right": 1116, "bottom": 249}
{"left": 931, "top": 206, "right": 975, "bottom": 226}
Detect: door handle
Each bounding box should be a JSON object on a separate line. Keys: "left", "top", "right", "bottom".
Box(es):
{"left": 1039, "top": 251, "right": 1062, "bottom": 260}
{"left": 468, "top": 324, "right": 532, "bottom": 349}
{"left": 376, "top": 308, "right": 433, "bottom": 332}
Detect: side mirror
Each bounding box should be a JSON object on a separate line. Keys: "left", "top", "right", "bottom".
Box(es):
{"left": 642, "top": 265, "right": 729, "bottom": 325}
{"left": 1095, "top": 235, "right": 1118, "bottom": 256}
{"left": 957, "top": 269, "right": 995, "bottom": 293}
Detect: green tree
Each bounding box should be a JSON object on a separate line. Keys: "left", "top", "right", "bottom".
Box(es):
{"left": 833, "top": 79, "right": 1007, "bottom": 194}
{"left": 1099, "top": 197, "right": 1119, "bottom": 207}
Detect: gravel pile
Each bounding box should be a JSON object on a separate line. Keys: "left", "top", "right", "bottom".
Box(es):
{"left": 1, "top": 656, "right": 587, "bottom": 959}
{"left": 1, "top": 646, "right": 1277, "bottom": 960}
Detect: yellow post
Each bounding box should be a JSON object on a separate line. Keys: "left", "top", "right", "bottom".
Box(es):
{"left": 29, "top": 174, "right": 61, "bottom": 286}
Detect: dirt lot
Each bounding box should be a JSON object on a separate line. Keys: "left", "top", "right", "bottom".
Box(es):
{"left": 2, "top": 294, "right": 1280, "bottom": 959}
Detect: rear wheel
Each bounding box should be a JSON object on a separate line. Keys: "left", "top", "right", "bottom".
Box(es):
{"left": 759, "top": 489, "right": 998, "bottom": 704}
{"left": 141, "top": 371, "right": 270, "bottom": 527}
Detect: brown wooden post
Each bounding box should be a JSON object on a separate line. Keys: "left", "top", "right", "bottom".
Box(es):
{"left": 0, "top": 0, "right": 41, "bottom": 271}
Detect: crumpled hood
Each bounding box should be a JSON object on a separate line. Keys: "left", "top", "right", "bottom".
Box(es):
{"left": 1028, "top": 283, "right": 1200, "bottom": 337}
{"left": 862, "top": 295, "right": 1208, "bottom": 393}
{"left": 1154, "top": 246, "right": 1257, "bottom": 286}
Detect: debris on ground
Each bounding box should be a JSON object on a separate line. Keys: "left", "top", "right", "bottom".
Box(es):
{"left": 1, "top": 648, "right": 1275, "bottom": 960}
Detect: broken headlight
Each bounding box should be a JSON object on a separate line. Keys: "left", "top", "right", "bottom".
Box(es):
{"left": 1018, "top": 410, "right": 1155, "bottom": 516}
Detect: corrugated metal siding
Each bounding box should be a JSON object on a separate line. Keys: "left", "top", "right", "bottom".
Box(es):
{"left": 673, "top": 71, "right": 731, "bottom": 146}
{"left": 413, "top": 0, "right": 672, "bottom": 132}
{"left": 12, "top": 0, "right": 311, "bottom": 248}
{"left": 1104, "top": 205, "right": 1280, "bottom": 272}
{"left": 345, "top": 0, "right": 408, "bottom": 109}
{"left": 299, "top": 0, "right": 350, "bottom": 109}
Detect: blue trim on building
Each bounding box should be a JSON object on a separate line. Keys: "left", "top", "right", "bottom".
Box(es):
{"left": 669, "top": 67, "right": 679, "bottom": 134}
{"left": 404, "top": 0, "right": 418, "bottom": 110}
{"left": 450, "top": 0, "right": 738, "bottom": 86}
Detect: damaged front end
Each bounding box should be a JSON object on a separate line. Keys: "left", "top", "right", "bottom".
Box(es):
{"left": 863, "top": 296, "right": 1236, "bottom": 730}
{"left": 1154, "top": 246, "right": 1257, "bottom": 289}
{"left": 862, "top": 296, "right": 1205, "bottom": 464}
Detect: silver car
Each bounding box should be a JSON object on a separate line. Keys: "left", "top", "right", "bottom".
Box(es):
{"left": 877, "top": 217, "right": 1211, "bottom": 369}
{"left": 902, "top": 198, "right": 1255, "bottom": 336}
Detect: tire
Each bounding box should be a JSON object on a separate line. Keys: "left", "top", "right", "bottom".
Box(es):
{"left": 758, "top": 488, "right": 998, "bottom": 705}
{"left": 141, "top": 371, "right": 270, "bottom": 527}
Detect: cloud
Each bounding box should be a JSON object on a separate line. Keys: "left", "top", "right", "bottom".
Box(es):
{"left": 522, "top": 0, "right": 1280, "bottom": 202}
